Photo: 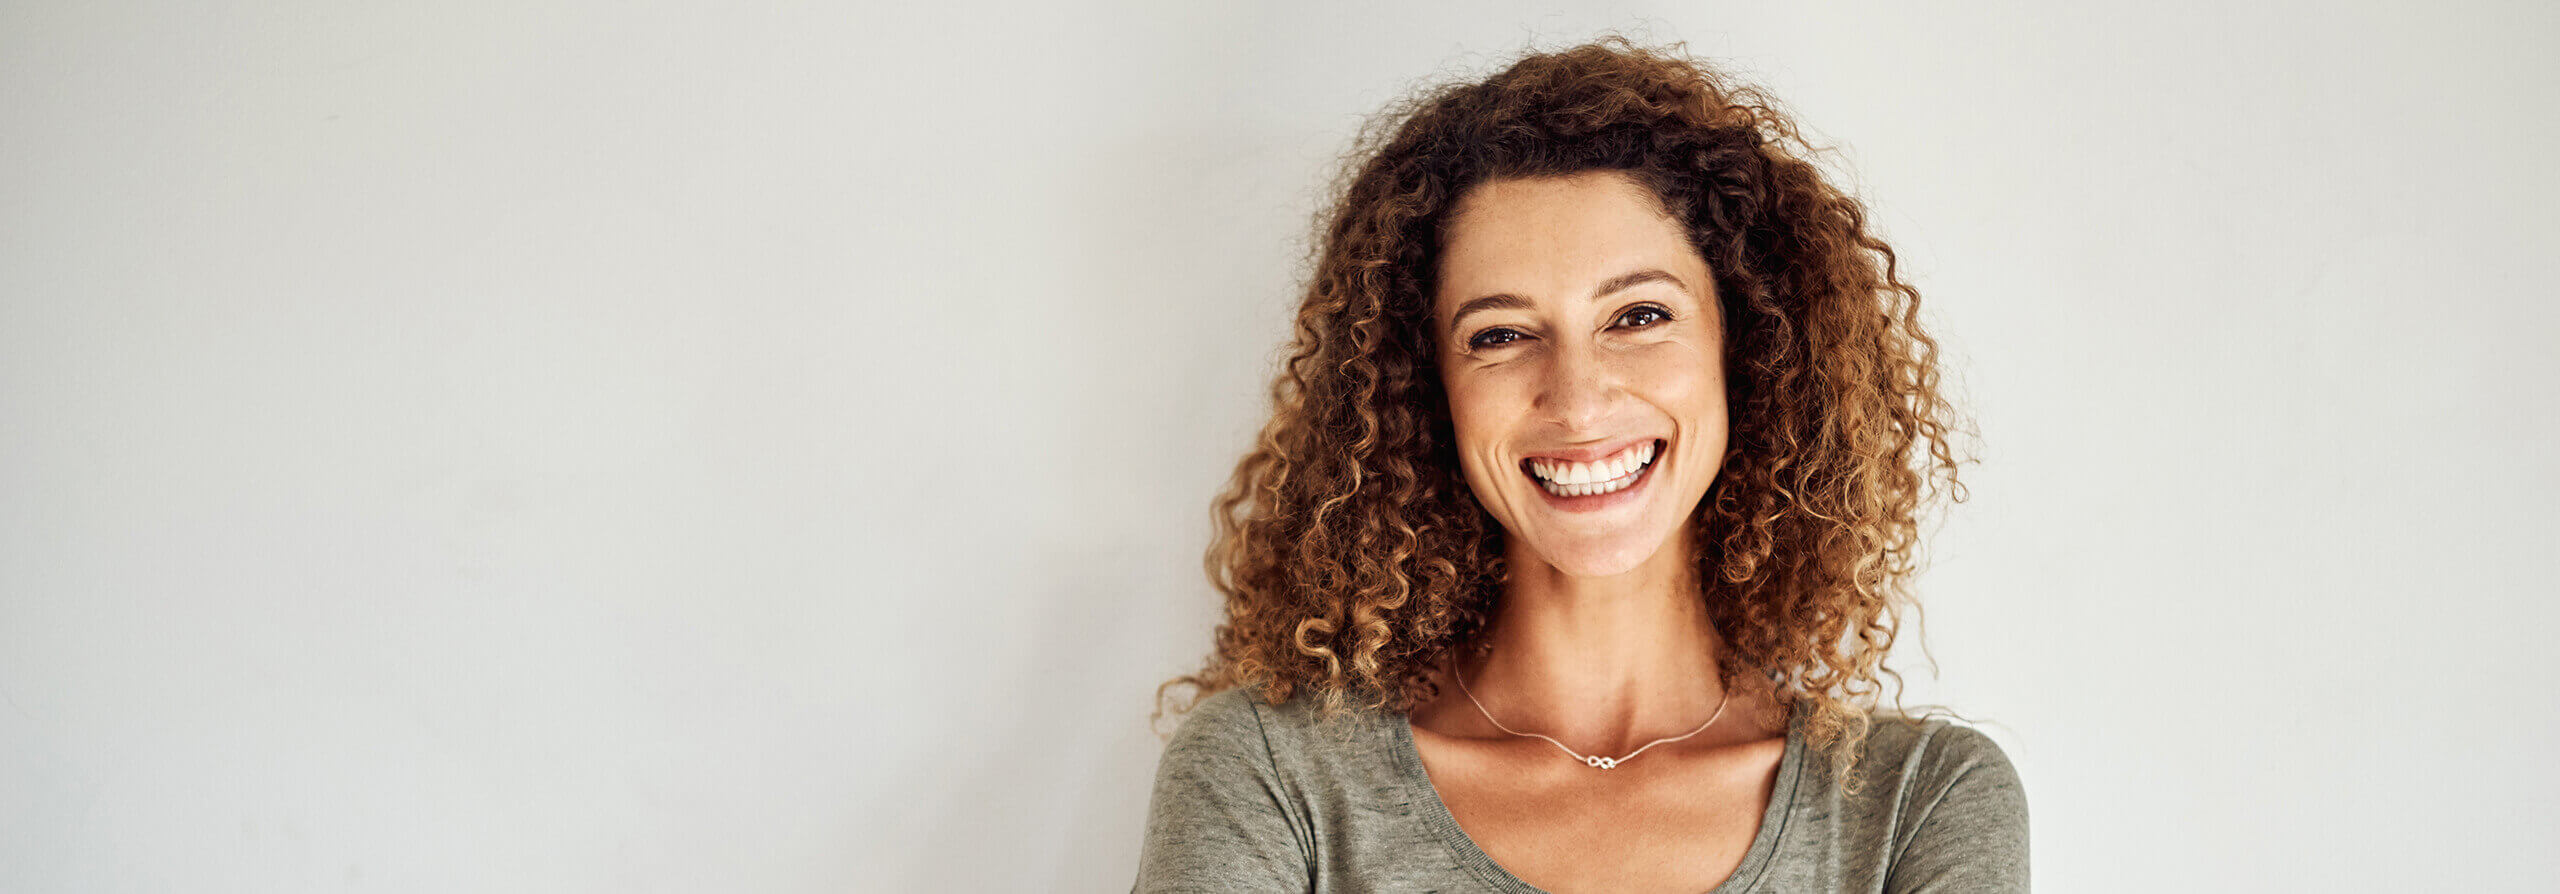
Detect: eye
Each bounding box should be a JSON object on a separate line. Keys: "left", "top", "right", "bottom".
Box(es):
{"left": 1465, "top": 327, "right": 1527, "bottom": 351}
{"left": 1615, "top": 304, "right": 1673, "bottom": 329}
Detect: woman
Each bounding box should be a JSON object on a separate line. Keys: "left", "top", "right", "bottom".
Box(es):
{"left": 1137, "top": 39, "right": 2026, "bottom": 893}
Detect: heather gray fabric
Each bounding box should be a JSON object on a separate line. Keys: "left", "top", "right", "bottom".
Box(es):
{"left": 1134, "top": 686, "right": 2028, "bottom": 893}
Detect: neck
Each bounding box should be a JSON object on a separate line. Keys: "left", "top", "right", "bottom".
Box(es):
{"left": 1461, "top": 526, "right": 1738, "bottom": 755}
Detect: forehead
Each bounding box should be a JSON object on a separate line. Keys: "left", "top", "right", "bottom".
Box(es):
{"left": 1434, "top": 171, "right": 1703, "bottom": 311}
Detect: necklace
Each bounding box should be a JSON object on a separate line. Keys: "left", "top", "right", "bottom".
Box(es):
{"left": 1450, "top": 661, "right": 1731, "bottom": 770}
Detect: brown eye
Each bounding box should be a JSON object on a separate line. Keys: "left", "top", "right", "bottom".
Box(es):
{"left": 1467, "top": 327, "right": 1526, "bottom": 350}
{"left": 1617, "top": 305, "right": 1671, "bottom": 328}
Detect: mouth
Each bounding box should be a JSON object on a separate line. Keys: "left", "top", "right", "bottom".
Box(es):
{"left": 1520, "top": 439, "right": 1665, "bottom": 500}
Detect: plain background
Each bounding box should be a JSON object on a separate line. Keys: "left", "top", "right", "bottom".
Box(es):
{"left": 5, "top": 1, "right": 2554, "bottom": 891}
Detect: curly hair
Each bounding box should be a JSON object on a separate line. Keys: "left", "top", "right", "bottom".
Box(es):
{"left": 1159, "top": 38, "right": 1968, "bottom": 785}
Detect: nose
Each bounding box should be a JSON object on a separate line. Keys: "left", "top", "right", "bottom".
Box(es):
{"left": 1533, "top": 340, "right": 1621, "bottom": 433}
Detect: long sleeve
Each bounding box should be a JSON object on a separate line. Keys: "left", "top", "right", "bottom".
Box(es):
{"left": 1884, "top": 724, "right": 2031, "bottom": 893}
{"left": 1132, "top": 689, "right": 1314, "bottom": 893}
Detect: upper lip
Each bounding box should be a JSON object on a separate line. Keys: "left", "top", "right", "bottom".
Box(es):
{"left": 1518, "top": 437, "right": 1663, "bottom": 465}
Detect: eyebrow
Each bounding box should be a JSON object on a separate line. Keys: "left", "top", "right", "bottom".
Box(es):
{"left": 1444, "top": 268, "right": 1691, "bottom": 336}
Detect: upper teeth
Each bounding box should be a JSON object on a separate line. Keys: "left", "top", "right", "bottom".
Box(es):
{"left": 1530, "top": 441, "right": 1657, "bottom": 485}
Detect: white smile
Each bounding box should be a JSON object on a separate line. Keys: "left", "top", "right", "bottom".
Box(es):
{"left": 1525, "top": 440, "right": 1661, "bottom": 498}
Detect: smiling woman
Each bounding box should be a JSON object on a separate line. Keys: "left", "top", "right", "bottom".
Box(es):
{"left": 1435, "top": 173, "right": 1730, "bottom": 580}
{"left": 1137, "top": 39, "right": 2025, "bottom": 893}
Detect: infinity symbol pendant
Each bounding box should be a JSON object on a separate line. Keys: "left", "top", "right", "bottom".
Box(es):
{"left": 1584, "top": 756, "right": 1618, "bottom": 769}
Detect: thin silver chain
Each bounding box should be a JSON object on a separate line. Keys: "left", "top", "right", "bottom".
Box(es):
{"left": 1450, "top": 660, "right": 1731, "bottom": 770}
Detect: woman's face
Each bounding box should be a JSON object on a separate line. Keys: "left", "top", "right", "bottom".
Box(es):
{"left": 1433, "top": 171, "right": 1728, "bottom": 578}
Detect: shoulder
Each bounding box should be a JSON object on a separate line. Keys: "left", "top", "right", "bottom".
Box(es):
{"left": 1172, "top": 686, "right": 1271, "bottom": 738}
{"left": 1851, "top": 713, "right": 2031, "bottom": 888}
{"left": 1860, "top": 713, "right": 2022, "bottom": 786}
{"left": 1156, "top": 684, "right": 1398, "bottom": 798}
{"left": 1139, "top": 687, "right": 1323, "bottom": 889}
{"left": 1158, "top": 687, "right": 1282, "bottom": 776}
{"left": 1850, "top": 713, "right": 2028, "bottom": 820}
{"left": 1159, "top": 686, "right": 1349, "bottom": 760}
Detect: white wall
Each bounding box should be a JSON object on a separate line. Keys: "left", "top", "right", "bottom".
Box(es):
{"left": 4, "top": 2, "right": 2552, "bottom": 890}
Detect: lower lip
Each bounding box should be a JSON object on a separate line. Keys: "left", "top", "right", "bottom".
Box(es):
{"left": 1530, "top": 441, "right": 1664, "bottom": 513}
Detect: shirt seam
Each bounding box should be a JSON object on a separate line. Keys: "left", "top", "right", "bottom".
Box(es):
{"left": 1886, "top": 721, "right": 1981, "bottom": 882}
{"left": 1242, "top": 694, "right": 1319, "bottom": 882}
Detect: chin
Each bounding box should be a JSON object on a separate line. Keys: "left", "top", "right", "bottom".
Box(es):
{"left": 1526, "top": 535, "right": 1665, "bottom": 579}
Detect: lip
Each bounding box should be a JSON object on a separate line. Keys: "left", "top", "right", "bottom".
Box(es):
{"left": 1516, "top": 436, "right": 1662, "bottom": 466}
{"left": 1523, "top": 438, "right": 1666, "bottom": 513}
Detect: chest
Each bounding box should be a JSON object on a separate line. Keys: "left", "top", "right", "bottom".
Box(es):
{"left": 1412, "top": 735, "right": 1786, "bottom": 893}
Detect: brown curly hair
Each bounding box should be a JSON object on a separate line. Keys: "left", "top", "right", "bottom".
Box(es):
{"left": 1158, "top": 38, "right": 1968, "bottom": 783}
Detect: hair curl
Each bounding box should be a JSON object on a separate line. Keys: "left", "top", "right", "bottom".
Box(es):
{"left": 1159, "top": 38, "right": 1968, "bottom": 785}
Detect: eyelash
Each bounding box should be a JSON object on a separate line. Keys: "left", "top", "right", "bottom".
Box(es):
{"left": 1465, "top": 304, "right": 1674, "bottom": 351}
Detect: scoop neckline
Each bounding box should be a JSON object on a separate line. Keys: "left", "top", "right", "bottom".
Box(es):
{"left": 1387, "top": 698, "right": 1808, "bottom": 893}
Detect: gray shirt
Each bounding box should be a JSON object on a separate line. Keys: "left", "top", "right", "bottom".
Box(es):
{"left": 1135, "top": 686, "right": 2028, "bottom": 892}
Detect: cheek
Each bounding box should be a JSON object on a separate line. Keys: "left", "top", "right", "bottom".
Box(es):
{"left": 1440, "top": 373, "right": 1525, "bottom": 490}
{"left": 1633, "top": 345, "right": 1727, "bottom": 421}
